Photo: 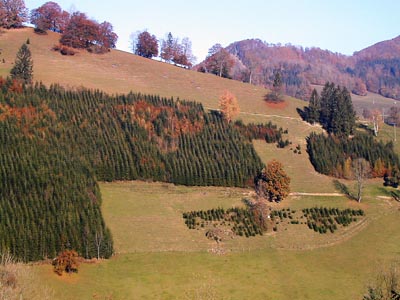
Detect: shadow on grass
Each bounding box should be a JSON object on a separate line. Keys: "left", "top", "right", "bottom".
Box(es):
{"left": 333, "top": 179, "right": 357, "bottom": 201}
{"left": 296, "top": 107, "right": 308, "bottom": 121}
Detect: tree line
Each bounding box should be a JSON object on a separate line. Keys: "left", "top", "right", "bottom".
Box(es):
{"left": 0, "top": 0, "right": 118, "bottom": 54}
{"left": 130, "top": 30, "right": 196, "bottom": 67}
{"left": 1, "top": 0, "right": 196, "bottom": 65}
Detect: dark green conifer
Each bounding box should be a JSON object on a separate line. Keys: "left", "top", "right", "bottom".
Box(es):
{"left": 308, "top": 89, "right": 320, "bottom": 124}
{"left": 10, "top": 43, "right": 33, "bottom": 84}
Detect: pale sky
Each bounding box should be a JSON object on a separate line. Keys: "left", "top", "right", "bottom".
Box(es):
{"left": 25, "top": 0, "right": 400, "bottom": 62}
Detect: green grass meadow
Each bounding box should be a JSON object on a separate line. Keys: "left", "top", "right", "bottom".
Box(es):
{"left": 31, "top": 179, "right": 400, "bottom": 300}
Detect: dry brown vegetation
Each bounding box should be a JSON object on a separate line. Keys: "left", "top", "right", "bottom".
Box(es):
{"left": 0, "top": 253, "right": 54, "bottom": 300}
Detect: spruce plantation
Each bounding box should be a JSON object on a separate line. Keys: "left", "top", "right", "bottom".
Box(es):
{"left": 0, "top": 78, "right": 291, "bottom": 261}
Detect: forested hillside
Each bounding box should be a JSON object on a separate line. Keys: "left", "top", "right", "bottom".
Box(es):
{"left": 198, "top": 37, "right": 400, "bottom": 101}
{"left": 0, "top": 79, "right": 268, "bottom": 261}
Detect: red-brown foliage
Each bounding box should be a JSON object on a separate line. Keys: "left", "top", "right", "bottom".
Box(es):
{"left": 52, "top": 250, "right": 79, "bottom": 276}
{"left": 30, "top": 1, "right": 68, "bottom": 33}
{"left": 52, "top": 43, "right": 76, "bottom": 55}
{"left": 199, "top": 37, "right": 400, "bottom": 100}
{"left": 0, "top": 0, "right": 28, "bottom": 29}
{"left": 134, "top": 31, "right": 158, "bottom": 58}
{"left": 59, "top": 11, "right": 117, "bottom": 53}
{"left": 115, "top": 101, "right": 204, "bottom": 152}
{"left": 0, "top": 103, "right": 56, "bottom": 137}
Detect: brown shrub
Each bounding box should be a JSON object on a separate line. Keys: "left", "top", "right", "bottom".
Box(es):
{"left": 52, "top": 44, "right": 76, "bottom": 56}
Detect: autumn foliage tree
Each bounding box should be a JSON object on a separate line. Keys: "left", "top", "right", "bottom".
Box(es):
{"left": 254, "top": 160, "right": 291, "bottom": 202}
{"left": 204, "top": 44, "right": 234, "bottom": 78}
{"left": 52, "top": 250, "right": 79, "bottom": 276}
{"left": 219, "top": 90, "right": 240, "bottom": 123}
{"left": 134, "top": 30, "right": 158, "bottom": 59}
{"left": 30, "top": 1, "right": 69, "bottom": 33}
{"left": 0, "top": 0, "right": 28, "bottom": 29}
{"left": 59, "top": 11, "right": 117, "bottom": 53}
{"left": 160, "top": 33, "right": 195, "bottom": 67}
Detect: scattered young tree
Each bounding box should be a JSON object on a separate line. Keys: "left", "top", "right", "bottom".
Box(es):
{"left": 0, "top": 0, "right": 28, "bottom": 29}
{"left": 134, "top": 30, "right": 158, "bottom": 59}
{"left": 52, "top": 250, "right": 79, "bottom": 276}
{"left": 254, "top": 160, "right": 290, "bottom": 202}
{"left": 10, "top": 43, "right": 33, "bottom": 84}
{"left": 219, "top": 90, "right": 240, "bottom": 123}
{"left": 352, "top": 158, "right": 371, "bottom": 202}
{"left": 30, "top": 1, "right": 67, "bottom": 33}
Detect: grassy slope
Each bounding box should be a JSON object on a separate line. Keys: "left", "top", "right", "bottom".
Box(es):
{"left": 0, "top": 28, "right": 300, "bottom": 117}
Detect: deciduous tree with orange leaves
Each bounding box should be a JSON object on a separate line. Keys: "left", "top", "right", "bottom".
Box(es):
{"left": 219, "top": 90, "right": 240, "bottom": 123}
{"left": 254, "top": 160, "right": 290, "bottom": 202}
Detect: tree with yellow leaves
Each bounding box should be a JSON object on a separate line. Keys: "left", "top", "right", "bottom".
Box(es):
{"left": 219, "top": 90, "right": 240, "bottom": 123}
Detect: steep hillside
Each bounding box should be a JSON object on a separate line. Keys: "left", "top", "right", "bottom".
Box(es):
{"left": 0, "top": 28, "right": 304, "bottom": 119}
{"left": 201, "top": 36, "right": 400, "bottom": 100}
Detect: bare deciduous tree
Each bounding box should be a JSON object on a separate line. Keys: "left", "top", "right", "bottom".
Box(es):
{"left": 352, "top": 158, "right": 371, "bottom": 203}
{"left": 94, "top": 230, "right": 103, "bottom": 260}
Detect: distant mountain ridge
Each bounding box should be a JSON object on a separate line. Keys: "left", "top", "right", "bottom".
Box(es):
{"left": 354, "top": 36, "right": 400, "bottom": 60}
{"left": 200, "top": 36, "right": 400, "bottom": 100}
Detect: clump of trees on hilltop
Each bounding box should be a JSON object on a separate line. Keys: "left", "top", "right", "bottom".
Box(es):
{"left": 31, "top": 1, "right": 118, "bottom": 54}
{"left": 0, "top": 0, "right": 118, "bottom": 54}
{"left": 130, "top": 30, "right": 196, "bottom": 68}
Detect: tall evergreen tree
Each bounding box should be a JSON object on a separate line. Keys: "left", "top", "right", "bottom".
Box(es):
{"left": 10, "top": 43, "right": 33, "bottom": 84}
{"left": 308, "top": 88, "right": 320, "bottom": 124}
{"left": 319, "top": 82, "right": 355, "bottom": 137}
